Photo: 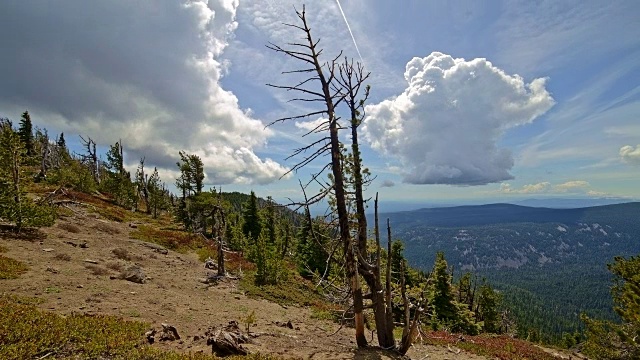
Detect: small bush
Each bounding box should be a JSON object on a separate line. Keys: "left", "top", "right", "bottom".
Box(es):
{"left": 93, "top": 222, "right": 120, "bottom": 235}
{"left": 0, "top": 245, "right": 7, "bottom": 253}
{"left": 106, "top": 262, "right": 124, "bottom": 272}
{"left": 0, "top": 255, "right": 29, "bottom": 279}
{"left": 112, "top": 248, "right": 132, "bottom": 261}
{"left": 130, "top": 225, "right": 202, "bottom": 252}
{"left": 85, "top": 264, "right": 110, "bottom": 276}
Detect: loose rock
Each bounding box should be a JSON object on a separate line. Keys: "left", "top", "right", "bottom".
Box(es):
{"left": 206, "top": 321, "right": 250, "bottom": 356}
{"left": 121, "top": 265, "right": 146, "bottom": 284}
{"left": 159, "top": 323, "right": 181, "bottom": 341}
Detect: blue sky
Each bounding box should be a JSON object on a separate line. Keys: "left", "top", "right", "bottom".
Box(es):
{"left": 1, "top": 1, "right": 638, "bottom": 206}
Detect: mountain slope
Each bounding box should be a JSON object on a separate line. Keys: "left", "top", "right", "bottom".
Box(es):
{"left": 376, "top": 202, "right": 640, "bottom": 343}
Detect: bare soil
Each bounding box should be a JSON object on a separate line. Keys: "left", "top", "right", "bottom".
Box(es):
{"left": 0, "top": 204, "right": 489, "bottom": 359}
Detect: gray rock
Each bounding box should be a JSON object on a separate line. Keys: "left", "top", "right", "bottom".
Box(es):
{"left": 122, "top": 265, "right": 146, "bottom": 284}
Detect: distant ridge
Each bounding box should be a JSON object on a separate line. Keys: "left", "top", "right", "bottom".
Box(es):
{"left": 376, "top": 202, "right": 640, "bottom": 228}
{"left": 510, "top": 197, "right": 635, "bottom": 209}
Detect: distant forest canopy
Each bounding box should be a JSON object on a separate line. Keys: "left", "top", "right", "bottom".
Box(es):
{"left": 379, "top": 202, "right": 640, "bottom": 344}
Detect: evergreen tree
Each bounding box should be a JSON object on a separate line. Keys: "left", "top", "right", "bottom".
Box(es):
{"left": 101, "top": 141, "right": 136, "bottom": 208}
{"left": 477, "top": 281, "right": 501, "bottom": 333}
{"left": 242, "top": 191, "right": 261, "bottom": 244}
{"left": 57, "top": 132, "right": 66, "bottom": 149}
{"left": 251, "top": 227, "right": 287, "bottom": 286}
{"left": 0, "top": 124, "right": 54, "bottom": 231}
{"left": 430, "top": 252, "right": 458, "bottom": 322}
{"left": 262, "top": 196, "right": 277, "bottom": 246}
{"left": 429, "top": 252, "right": 480, "bottom": 334}
{"left": 583, "top": 255, "right": 640, "bottom": 359}
{"left": 296, "top": 210, "right": 327, "bottom": 278}
{"left": 147, "top": 167, "right": 166, "bottom": 219}
{"left": 174, "top": 151, "right": 206, "bottom": 230}
{"left": 18, "top": 111, "right": 34, "bottom": 156}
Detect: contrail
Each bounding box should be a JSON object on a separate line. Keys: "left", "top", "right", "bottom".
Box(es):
{"left": 334, "top": 0, "right": 364, "bottom": 65}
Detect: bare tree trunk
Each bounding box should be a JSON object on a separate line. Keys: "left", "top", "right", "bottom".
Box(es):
{"left": 265, "top": 6, "right": 371, "bottom": 348}
{"left": 11, "top": 145, "right": 22, "bottom": 232}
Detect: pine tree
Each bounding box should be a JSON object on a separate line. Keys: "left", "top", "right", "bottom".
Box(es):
{"left": 429, "top": 252, "right": 480, "bottom": 334}
{"left": 147, "top": 167, "right": 165, "bottom": 219}
{"left": 57, "top": 132, "right": 66, "bottom": 149}
{"left": 583, "top": 255, "right": 640, "bottom": 359}
{"left": 0, "top": 124, "right": 54, "bottom": 231}
{"left": 430, "top": 252, "right": 458, "bottom": 323}
{"left": 18, "top": 111, "right": 34, "bottom": 156}
{"left": 242, "top": 191, "right": 261, "bottom": 244}
{"left": 477, "top": 281, "right": 501, "bottom": 333}
{"left": 262, "top": 196, "right": 277, "bottom": 246}
{"left": 102, "top": 141, "right": 136, "bottom": 208}
{"left": 296, "top": 210, "right": 327, "bottom": 278}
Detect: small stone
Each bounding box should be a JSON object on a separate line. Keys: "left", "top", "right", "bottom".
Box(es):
{"left": 80, "top": 242, "right": 88, "bottom": 248}
{"left": 145, "top": 329, "right": 156, "bottom": 344}
{"left": 46, "top": 267, "right": 59, "bottom": 274}
{"left": 129, "top": 223, "right": 138, "bottom": 228}
{"left": 42, "top": 248, "right": 54, "bottom": 252}
{"left": 83, "top": 259, "right": 99, "bottom": 264}
{"left": 77, "top": 285, "right": 84, "bottom": 288}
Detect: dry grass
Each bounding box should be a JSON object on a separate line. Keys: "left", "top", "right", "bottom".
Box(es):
{"left": 58, "top": 222, "right": 81, "bottom": 233}
{"left": 53, "top": 253, "right": 72, "bottom": 261}
{"left": 112, "top": 248, "right": 132, "bottom": 261}
{"left": 106, "top": 261, "right": 124, "bottom": 272}
{"left": 85, "top": 264, "right": 110, "bottom": 276}
{"left": 92, "top": 222, "right": 120, "bottom": 235}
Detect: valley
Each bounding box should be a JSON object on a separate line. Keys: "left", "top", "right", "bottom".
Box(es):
{"left": 377, "top": 202, "right": 640, "bottom": 343}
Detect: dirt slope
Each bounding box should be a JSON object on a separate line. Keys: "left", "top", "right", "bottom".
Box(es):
{"left": 0, "top": 204, "right": 490, "bottom": 359}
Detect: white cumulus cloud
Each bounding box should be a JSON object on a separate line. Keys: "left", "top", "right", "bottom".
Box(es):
{"left": 363, "top": 52, "right": 555, "bottom": 185}
{"left": 620, "top": 144, "right": 640, "bottom": 165}
{"left": 0, "top": 0, "right": 288, "bottom": 185}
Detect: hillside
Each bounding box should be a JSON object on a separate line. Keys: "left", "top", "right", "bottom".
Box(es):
{"left": 377, "top": 202, "right": 640, "bottom": 343}
{"left": 0, "top": 192, "right": 580, "bottom": 360}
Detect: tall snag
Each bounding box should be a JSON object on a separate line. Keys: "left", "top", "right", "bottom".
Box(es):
{"left": 267, "top": 7, "right": 426, "bottom": 353}
{"left": 266, "top": 6, "right": 366, "bottom": 347}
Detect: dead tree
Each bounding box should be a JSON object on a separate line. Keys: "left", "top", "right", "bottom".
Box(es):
{"left": 267, "top": 7, "right": 426, "bottom": 354}
{"left": 266, "top": 6, "right": 367, "bottom": 347}
{"left": 136, "top": 157, "right": 151, "bottom": 214}
{"left": 79, "top": 135, "right": 100, "bottom": 184}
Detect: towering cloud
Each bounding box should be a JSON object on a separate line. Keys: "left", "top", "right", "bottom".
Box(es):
{"left": 363, "top": 52, "right": 554, "bottom": 185}
{"left": 0, "top": 0, "right": 288, "bottom": 184}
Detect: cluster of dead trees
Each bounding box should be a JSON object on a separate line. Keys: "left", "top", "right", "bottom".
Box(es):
{"left": 266, "top": 6, "right": 426, "bottom": 354}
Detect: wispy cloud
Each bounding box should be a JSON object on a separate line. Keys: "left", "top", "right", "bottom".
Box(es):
{"left": 496, "top": 180, "right": 607, "bottom": 196}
